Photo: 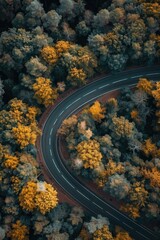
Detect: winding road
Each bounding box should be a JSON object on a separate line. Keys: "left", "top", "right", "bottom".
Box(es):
{"left": 40, "top": 66, "right": 160, "bottom": 240}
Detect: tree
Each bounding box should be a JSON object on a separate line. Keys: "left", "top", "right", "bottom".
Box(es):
{"left": 104, "top": 174, "right": 131, "bottom": 200}
{"left": 40, "top": 46, "right": 58, "bottom": 65}
{"left": 107, "top": 53, "right": 128, "bottom": 71}
{"left": 129, "top": 182, "right": 148, "bottom": 207}
{"left": 89, "top": 101, "right": 105, "bottom": 122}
{"left": 19, "top": 181, "right": 58, "bottom": 214}
{"left": 55, "top": 40, "right": 72, "bottom": 57}
{"left": 84, "top": 215, "right": 109, "bottom": 234}
{"left": 67, "top": 67, "right": 87, "bottom": 86}
{"left": 142, "top": 167, "right": 160, "bottom": 188}
{"left": 120, "top": 203, "right": 140, "bottom": 219}
{"left": 110, "top": 7, "right": 125, "bottom": 24}
{"left": 93, "top": 225, "right": 114, "bottom": 240}
{"left": 25, "top": 57, "right": 47, "bottom": 77}
{"left": 136, "top": 78, "right": 154, "bottom": 95}
{"left": 33, "top": 77, "right": 58, "bottom": 107}
{"left": 114, "top": 230, "right": 133, "bottom": 240}
{"left": 69, "top": 206, "right": 84, "bottom": 225}
{"left": 42, "top": 10, "right": 62, "bottom": 32}
{"left": 110, "top": 115, "right": 135, "bottom": 139}
{"left": 8, "top": 220, "right": 29, "bottom": 240}
{"left": 58, "top": 115, "right": 77, "bottom": 136}
{"left": 76, "top": 139, "right": 102, "bottom": 169}
{"left": 142, "top": 138, "right": 157, "bottom": 157}
{"left": 3, "top": 154, "right": 19, "bottom": 170}
{"left": 12, "top": 123, "right": 40, "bottom": 149}
{"left": 92, "top": 9, "right": 110, "bottom": 31}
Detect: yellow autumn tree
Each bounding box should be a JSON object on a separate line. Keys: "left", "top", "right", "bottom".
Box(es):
{"left": 11, "top": 176, "right": 21, "bottom": 194}
{"left": 55, "top": 40, "right": 72, "bottom": 57}
{"left": 141, "top": 138, "right": 157, "bottom": 157}
{"left": 129, "top": 182, "right": 148, "bottom": 207}
{"left": 26, "top": 106, "right": 41, "bottom": 122}
{"left": 67, "top": 67, "right": 87, "bottom": 86}
{"left": 142, "top": 167, "right": 160, "bottom": 188}
{"left": 114, "top": 230, "right": 133, "bottom": 240}
{"left": 93, "top": 225, "right": 114, "bottom": 240}
{"left": 120, "top": 203, "right": 140, "bottom": 219}
{"left": 76, "top": 139, "right": 102, "bottom": 169}
{"left": 12, "top": 123, "right": 40, "bottom": 149}
{"left": 152, "top": 82, "right": 160, "bottom": 107}
{"left": 136, "top": 78, "right": 154, "bottom": 95}
{"left": 41, "top": 46, "right": 58, "bottom": 64}
{"left": 130, "top": 109, "right": 141, "bottom": 123}
{"left": 142, "top": 3, "right": 160, "bottom": 17}
{"left": 33, "top": 77, "right": 58, "bottom": 107}
{"left": 89, "top": 101, "right": 105, "bottom": 122}
{"left": 19, "top": 181, "right": 58, "bottom": 214}
{"left": 8, "top": 220, "right": 29, "bottom": 240}
{"left": 3, "top": 154, "right": 19, "bottom": 169}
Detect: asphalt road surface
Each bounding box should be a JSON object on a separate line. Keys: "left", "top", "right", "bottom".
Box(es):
{"left": 41, "top": 66, "right": 160, "bottom": 240}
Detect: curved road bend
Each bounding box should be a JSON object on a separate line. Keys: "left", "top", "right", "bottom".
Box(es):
{"left": 41, "top": 66, "right": 160, "bottom": 240}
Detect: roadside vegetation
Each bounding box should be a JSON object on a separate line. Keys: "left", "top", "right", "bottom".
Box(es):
{"left": 59, "top": 78, "right": 160, "bottom": 232}
{"left": 0, "top": 0, "right": 160, "bottom": 239}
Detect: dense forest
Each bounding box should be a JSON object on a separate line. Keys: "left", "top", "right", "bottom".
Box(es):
{"left": 0, "top": 0, "right": 160, "bottom": 239}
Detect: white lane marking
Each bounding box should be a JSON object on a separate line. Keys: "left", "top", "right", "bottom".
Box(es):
{"left": 77, "top": 190, "right": 89, "bottom": 200}
{"left": 66, "top": 103, "right": 73, "bottom": 109}
{"left": 92, "top": 202, "right": 103, "bottom": 209}
{"left": 146, "top": 72, "right": 160, "bottom": 76}
{"left": 59, "top": 110, "right": 64, "bottom": 117}
{"left": 135, "top": 231, "right": 150, "bottom": 240}
{"left": 131, "top": 75, "right": 143, "bottom": 79}
{"left": 122, "top": 222, "right": 133, "bottom": 229}
{"left": 105, "top": 211, "right": 119, "bottom": 221}
{"left": 50, "top": 127, "right": 54, "bottom": 135}
{"left": 49, "top": 137, "right": 51, "bottom": 146}
{"left": 98, "top": 84, "right": 110, "bottom": 89}
{"left": 53, "top": 119, "right": 58, "bottom": 125}
{"left": 53, "top": 159, "right": 60, "bottom": 173}
{"left": 49, "top": 149, "right": 53, "bottom": 157}
{"left": 83, "top": 89, "right": 96, "bottom": 97}
{"left": 74, "top": 89, "right": 121, "bottom": 112}
{"left": 62, "top": 175, "right": 75, "bottom": 188}
{"left": 73, "top": 97, "right": 81, "bottom": 103}
{"left": 113, "top": 78, "right": 128, "bottom": 83}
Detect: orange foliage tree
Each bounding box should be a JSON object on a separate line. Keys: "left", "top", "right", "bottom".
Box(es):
{"left": 41, "top": 46, "right": 58, "bottom": 65}
{"left": 8, "top": 220, "right": 29, "bottom": 240}
{"left": 67, "top": 67, "right": 87, "bottom": 86}
{"left": 89, "top": 101, "right": 105, "bottom": 122}
{"left": 12, "top": 123, "right": 40, "bottom": 149}
{"left": 33, "top": 77, "right": 58, "bottom": 107}
{"left": 136, "top": 78, "right": 154, "bottom": 95}
{"left": 129, "top": 182, "right": 148, "bottom": 207}
{"left": 19, "top": 181, "right": 58, "bottom": 214}
{"left": 114, "top": 230, "right": 133, "bottom": 240}
{"left": 93, "top": 225, "right": 114, "bottom": 240}
{"left": 142, "top": 167, "right": 160, "bottom": 188}
{"left": 120, "top": 203, "right": 140, "bottom": 219}
{"left": 3, "top": 154, "right": 19, "bottom": 170}
{"left": 141, "top": 138, "right": 157, "bottom": 157}
{"left": 76, "top": 139, "right": 102, "bottom": 169}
